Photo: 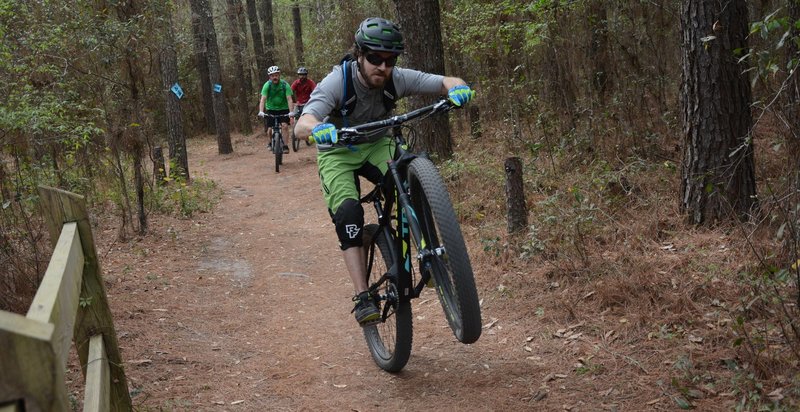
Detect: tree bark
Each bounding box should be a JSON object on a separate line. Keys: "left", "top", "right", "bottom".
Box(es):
{"left": 680, "top": 0, "right": 757, "bottom": 224}
{"left": 159, "top": 4, "right": 189, "bottom": 180}
{"left": 190, "top": 1, "right": 216, "bottom": 135}
{"left": 292, "top": 1, "right": 305, "bottom": 66}
{"left": 152, "top": 146, "right": 167, "bottom": 186}
{"left": 191, "top": 0, "right": 234, "bottom": 154}
{"left": 588, "top": 0, "right": 610, "bottom": 101}
{"left": 504, "top": 157, "right": 527, "bottom": 234}
{"left": 337, "top": 0, "right": 359, "bottom": 51}
{"left": 235, "top": 2, "right": 254, "bottom": 97}
{"left": 393, "top": 0, "right": 453, "bottom": 160}
{"left": 258, "top": 0, "right": 276, "bottom": 66}
{"left": 133, "top": 144, "right": 147, "bottom": 234}
{"left": 469, "top": 105, "right": 481, "bottom": 139}
{"left": 226, "top": 0, "right": 254, "bottom": 135}
{"left": 113, "top": 0, "right": 149, "bottom": 236}
{"left": 789, "top": 0, "right": 800, "bottom": 191}
{"left": 245, "top": 0, "right": 268, "bottom": 81}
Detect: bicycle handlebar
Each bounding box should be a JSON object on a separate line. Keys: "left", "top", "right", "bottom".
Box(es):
{"left": 307, "top": 98, "right": 457, "bottom": 145}
{"left": 260, "top": 113, "right": 291, "bottom": 120}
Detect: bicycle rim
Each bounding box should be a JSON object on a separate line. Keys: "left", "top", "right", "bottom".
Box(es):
{"left": 362, "top": 224, "right": 413, "bottom": 372}
{"left": 407, "top": 158, "right": 482, "bottom": 344}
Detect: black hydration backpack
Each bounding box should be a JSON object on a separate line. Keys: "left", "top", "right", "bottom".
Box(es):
{"left": 333, "top": 54, "right": 397, "bottom": 127}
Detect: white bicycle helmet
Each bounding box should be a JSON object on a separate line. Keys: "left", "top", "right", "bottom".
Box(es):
{"left": 267, "top": 65, "right": 280, "bottom": 75}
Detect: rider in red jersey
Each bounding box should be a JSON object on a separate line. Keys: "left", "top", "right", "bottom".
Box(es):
{"left": 290, "top": 67, "right": 316, "bottom": 118}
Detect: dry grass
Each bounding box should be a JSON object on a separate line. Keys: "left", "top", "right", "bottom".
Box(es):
{"left": 446, "top": 110, "right": 800, "bottom": 409}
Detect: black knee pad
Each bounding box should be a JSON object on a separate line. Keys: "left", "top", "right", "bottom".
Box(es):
{"left": 333, "top": 199, "right": 364, "bottom": 250}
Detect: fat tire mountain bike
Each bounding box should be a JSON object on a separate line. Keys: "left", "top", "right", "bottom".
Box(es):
{"left": 318, "top": 99, "right": 482, "bottom": 372}
{"left": 264, "top": 113, "right": 290, "bottom": 173}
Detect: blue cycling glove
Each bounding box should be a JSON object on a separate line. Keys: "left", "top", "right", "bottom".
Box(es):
{"left": 448, "top": 85, "right": 475, "bottom": 107}
{"left": 311, "top": 123, "right": 338, "bottom": 144}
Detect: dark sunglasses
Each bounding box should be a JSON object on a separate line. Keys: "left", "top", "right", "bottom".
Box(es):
{"left": 364, "top": 53, "right": 398, "bottom": 67}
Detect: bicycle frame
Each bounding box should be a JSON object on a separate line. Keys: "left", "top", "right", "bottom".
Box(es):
{"left": 264, "top": 114, "right": 288, "bottom": 151}
{"left": 346, "top": 98, "right": 481, "bottom": 370}
{"left": 365, "top": 127, "right": 437, "bottom": 308}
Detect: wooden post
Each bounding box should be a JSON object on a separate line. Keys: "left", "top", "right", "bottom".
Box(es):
{"left": 0, "top": 312, "right": 66, "bottom": 412}
{"left": 152, "top": 146, "right": 167, "bottom": 186}
{"left": 37, "top": 186, "right": 132, "bottom": 412}
{"left": 83, "top": 335, "right": 110, "bottom": 412}
{"left": 504, "top": 157, "right": 528, "bottom": 234}
{"left": 24, "top": 222, "right": 84, "bottom": 390}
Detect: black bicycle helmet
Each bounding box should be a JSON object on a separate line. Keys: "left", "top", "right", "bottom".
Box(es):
{"left": 354, "top": 17, "right": 404, "bottom": 53}
{"left": 297, "top": 67, "right": 308, "bottom": 75}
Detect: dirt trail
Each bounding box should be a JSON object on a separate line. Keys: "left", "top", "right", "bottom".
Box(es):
{"left": 88, "top": 133, "right": 553, "bottom": 411}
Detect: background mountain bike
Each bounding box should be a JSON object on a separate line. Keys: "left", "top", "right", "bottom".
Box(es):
{"left": 262, "top": 113, "right": 290, "bottom": 173}
{"left": 290, "top": 104, "right": 310, "bottom": 152}
{"left": 314, "top": 99, "right": 482, "bottom": 372}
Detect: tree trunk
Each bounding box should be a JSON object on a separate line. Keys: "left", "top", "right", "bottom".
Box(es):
{"left": 112, "top": 144, "right": 132, "bottom": 241}
{"left": 259, "top": 0, "right": 276, "bottom": 66}
{"left": 504, "top": 157, "right": 527, "bottom": 234}
{"left": 113, "top": 0, "right": 149, "bottom": 236}
{"left": 588, "top": 0, "right": 610, "bottom": 101}
{"left": 133, "top": 144, "right": 147, "bottom": 235}
{"left": 235, "top": 2, "right": 254, "bottom": 97}
{"left": 191, "top": 0, "right": 234, "bottom": 154}
{"left": 393, "top": 0, "right": 453, "bottom": 160}
{"left": 245, "top": 0, "right": 268, "bottom": 81}
{"left": 337, "top": 0, "right": 359, "bottom": 51}
{"left": 190, "top": 2, "right": 217, "bottom": 135}
{"left": 152, "top": 146, "right": 167, "bottom": 186}
{"left": 292, "top": 1, "right": 305, "bottom": 66}
{"left": 226, "top": 0, "right": 254, "bottom": 135}
{"left": 680, "top": 0, "right": 756, "bottom": 224}
{"left": 469, "top": 105, "right": 481, "bottom": 139}
{"left": 789, "top": 0, "right": 800, "bottom": 191}
{"left": 159, "top": 5, "right": 190, "bottom": 181}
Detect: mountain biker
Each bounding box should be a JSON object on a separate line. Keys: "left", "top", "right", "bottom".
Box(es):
{"left": 258, "top": 65, "right": 295, "bottom": 153}
{"left": 294, "top": 17, "right": 475, "bottom": 326}
{"left": 290, "top": 67, "right": 316, "bottom": 120}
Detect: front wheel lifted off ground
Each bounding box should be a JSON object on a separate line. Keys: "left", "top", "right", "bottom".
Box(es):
{"left": 407, "top": 157, "right": 482, "bottom": 344}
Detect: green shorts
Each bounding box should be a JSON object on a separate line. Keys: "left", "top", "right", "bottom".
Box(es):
{"left": 317, "top": 137, "right": 395, "bottom": 213}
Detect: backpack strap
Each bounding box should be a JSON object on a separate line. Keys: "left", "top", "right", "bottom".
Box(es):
{"left": 382, "top": 77, "right": 397, "bottom": 112}
{"left": 266, "top": 80, "right": 288, "bottom": 100}
{"left": 339, "top": 56, "right": 358, "bottom": 127}
{"left": 336, "top": 56, "right": 397, "bottom": 127}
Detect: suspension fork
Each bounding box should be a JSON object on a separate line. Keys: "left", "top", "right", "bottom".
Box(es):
{"left": 387, "top": 159, "right": 434, "bottom": 300}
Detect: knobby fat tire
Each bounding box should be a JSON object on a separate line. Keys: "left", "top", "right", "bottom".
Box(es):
{"left": 407, "top": 158, "right": 482, "bottom": 344}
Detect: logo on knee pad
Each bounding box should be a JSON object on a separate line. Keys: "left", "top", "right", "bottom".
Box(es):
{"left": 345, "top": 224, "right": 361, "bottom": 239}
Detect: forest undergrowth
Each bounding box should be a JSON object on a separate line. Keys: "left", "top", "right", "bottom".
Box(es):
{"left": 441, "top": 111, "right": 800, "bottom": 410}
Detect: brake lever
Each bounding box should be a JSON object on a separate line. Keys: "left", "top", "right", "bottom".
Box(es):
{"left": 338, "top": 128, "right": 365, "bottom": 145}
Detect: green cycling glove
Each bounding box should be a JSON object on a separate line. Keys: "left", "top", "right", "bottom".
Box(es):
{"left": 448, "top": 85, "right": 475, "bottom": 107}
{"left": 311, "top": 123, "right": 338, "bottom": 144}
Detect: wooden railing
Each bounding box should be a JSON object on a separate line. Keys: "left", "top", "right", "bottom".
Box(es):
{"left": 0, "top": 186, "right": 132, "bottom": 412}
